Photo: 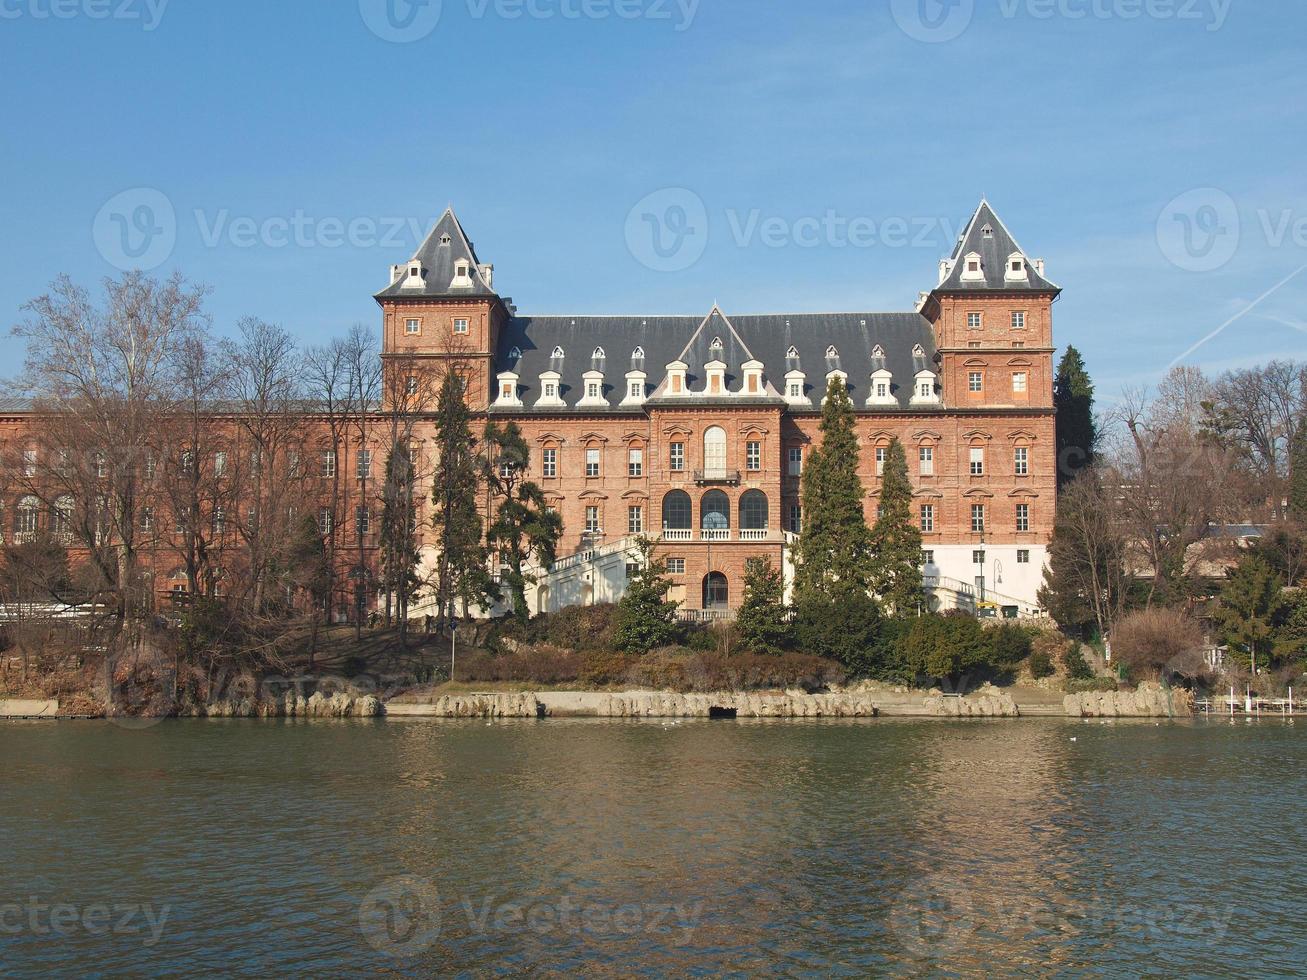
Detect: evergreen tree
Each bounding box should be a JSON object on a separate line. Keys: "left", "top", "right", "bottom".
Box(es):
{"left": 287, "top": 512, "right": 331, "bottom": 665}
{"left": 379, "top": 445, "right": 421, "bottom": 639}
{"left": 1054, "top": 346, "right": 1097, "bottom": 489}
{"left": 1289, "top": 422, "right": 1307, "bottom": 523}
{"left": 1213, "top": 553, "right": 1286, "bottom": 671}
{"left": 430, "top": 370, "right": 490, "bottom": 627}
{"left": 794, "top": 377, "right": 874, "bottom": 603}
{"left": 735, "top": 557, "right": 791, "bottom": 655}
{"left": 868, "top": 438, "right": 923, "bottom": 614}
{"left": 613, "top": 538, "right": 680, "bottom": 654}
{"left": 484, "top": 420, "right": 563, "bottom": 620}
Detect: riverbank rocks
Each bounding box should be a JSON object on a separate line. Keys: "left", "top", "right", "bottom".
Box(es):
{"left": 1063, "top": 681, "right": 1193, "bottom": 718}
{"left": 393, "top": 693, "right": 542, "bottom": 718}
{"left": 592, "top": 692, "right": 879, "bottom": 718}
{"left": 923, "top": 689, "right": 1020, "bottom": 718}
{"left": 180, "top": 690, "right": 384, "bottom": 719}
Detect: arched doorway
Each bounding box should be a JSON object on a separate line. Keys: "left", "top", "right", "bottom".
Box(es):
{"left": 703, "top": 572, "right": 729, "bottom": 609}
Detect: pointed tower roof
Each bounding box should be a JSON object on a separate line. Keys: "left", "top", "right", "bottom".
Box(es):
{"left": 674, "top": 305, "right": 758, "bottom": 371}
{"left": 935, "top": 200, "right": 1059, "bottom": 293}
{"left": 375, "top": 207, "right": 498, "bottom": 299}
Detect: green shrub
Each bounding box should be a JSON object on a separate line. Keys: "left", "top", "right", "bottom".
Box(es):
{"left": 1062, "top": 644, "right": 1095, "bottom": 681}
{"left": 624, "top": 649, "right": 846, "bottom": 693}
{"left": 1065, "top": 677, "right": 1118, "bottom": 693}
{"left": 525, "top": 604, "right": 619, "bottom": 653}
{"left": 988, "top": 623, "right": 1034, "bottom": 670}
{"left": 1028, "top": 650, "right": 1055, "bottom": 679}
{"left": 794, "top": 589, "right": 884, "bottom": 673}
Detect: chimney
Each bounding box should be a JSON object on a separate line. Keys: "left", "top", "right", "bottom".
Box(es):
{"left": 1035, "top": 258, "right": 1046, "bottom": 277}
{"left": 390, "top": 264, "right": 403, "bottom": 285}
{"left": 938, "top": 259, "right": 951, "bottom": 285}
{"left": 481, "top": 264, "right": 494, "bottom": 289}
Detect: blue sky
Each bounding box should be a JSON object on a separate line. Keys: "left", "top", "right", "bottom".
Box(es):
{"left": 1, "top": 0, "right": 1304, "bottom": 399}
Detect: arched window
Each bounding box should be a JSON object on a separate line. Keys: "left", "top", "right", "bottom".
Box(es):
{"left": 703, "top": 572, "right": 729, "bottom": 609}
{"left": 662, "top": 490, "right": 692, "bottom": 530}
{"left": 703, "top": 426, "right": 727, "bottom": 473}
{"left": 52, "top": 495, "right": 74, "bottom": 541}
{"left": 701, "top": 490, "right": 730, "bottom": 531}
{"left": 739, "top": 490, "right": 769, "bottom": 530}
{"left": 15, "top": 496, "right": 39, "bottom": 540}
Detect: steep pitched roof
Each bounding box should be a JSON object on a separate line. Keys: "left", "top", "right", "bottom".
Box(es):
{"left": 374, "top": 207, "right": 497, "bottom": 300}
{"left": 936, "top": 200, "right": 1060, "bottom": 293}
{"left": 491, "top": 309, "right": 937, "bottom": 411}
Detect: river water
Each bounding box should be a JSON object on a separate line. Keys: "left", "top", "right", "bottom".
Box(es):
{"left": 1, "top": 717, "right": 1304, "bottom": 976}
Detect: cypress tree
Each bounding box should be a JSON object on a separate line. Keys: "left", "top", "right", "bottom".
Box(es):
{"left": 868, "top": 438, "right": 923, "bottom": 615}
{"left": 1289, "top": 422, "right": 1307, "bottom": 523}
{"left": 614, "top": 537, "right": 680, "bottom": 654}
{"left": 430, "top": 370, "right": 489, "bottom": 627}
{"left": 484, "top": 420, "right": 563, "bottom": 620}
{"left": 1213, "top": 553, "right": 1286, "bottom": 671}
{"left": 379, "top": 446, "right": 421, "bottom": 639}
{"left": 735, "top": 557, "right": 791, "bottom": 655}
{"left": 1054, "top": 346, "right": 1097, "bottom": 489}
{"left": 793, "top": 377, "right": 873, "bottom": 603}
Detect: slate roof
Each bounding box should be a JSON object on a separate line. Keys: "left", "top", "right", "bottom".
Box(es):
{"left": 492, "top": 308, "right": 938, "bottom": 411}
{"left": 936, "top": 200, "right": 1060, "bottom": 293}
{"left": 374, "top": 207, "right": 496, "bottom": 300}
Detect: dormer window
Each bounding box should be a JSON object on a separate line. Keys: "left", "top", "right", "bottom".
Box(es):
{"left": 1005, "top": 253, "right": 1029, "bottom": 282}
{"left": 587, "top": 382, "right": 600, "bottom": 399}
{"left": 439, "top": 234, "right": 452, "bottom": 246}
{"left": 628, "top": 381, "right": 643, "bottom": 399}
{"left": 551, "top": 346, "right": 565, "bottom": 358}
{"left": 786, "top": 346, "right": 799, "bottom": 359}
{"left": 509, "top": 346, "right": 522, "bottom": 360}
{"left": 402, "top": 261, "right": 425, "bottom": 288}
{"left": 982, "top": 224, "right": 993, "bottom": 238}
{"left": 825, "top": 346, "right": 839, "bottom": 359}
{"left": 593, "top": 347, "right": 606, "bottom": 359}
{"left": 710, "top": 337, "right": 723, "bottom": 352}
{"left": 632, "top": 346, "right": 644, "bottom": 358}
{"left": 961, "top": 252, "right": 984, "bottom": 282}
{"left": 452, "top": 258, "right": 473, "bottom": 287}
{"left": 871, "top": 345, "right": 885, "bottom": 358}
{"left": 912, "top": 344, "right": 926, "bottom": 357}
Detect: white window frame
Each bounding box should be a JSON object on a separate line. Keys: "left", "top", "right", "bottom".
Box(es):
{"left": 1016, "top": 503, "right": 1030, "bottom": 533}
{"left": 970, "top": 447, "right": 984, "bottom": 476}
{"left": 968, "top": 372, "right": 983, "bottom": 393}
{"left": 453, "top": 318, "right": 470, "bottom": 335}
{"left": 542, "top": 448, "right": 557, "bottom": 478}
{"left": 628, "top": 448, "right": 643, "bottom": 477}
{"left": 405, "top": 318, "right": 421, "bottom": 335}
{"left": 1014, "top": 447, "right": 1029, "bottom": 476}
{"left": 670, "top": 442, "right": 685, "bottom": 472}
{"left": 919, "top": 445, "right": 934, "bottom": 476}
{"left": 746, "top": 441, "right": 761, "bottom": 472}
{"left": 628, "top": 505, "right": 643, "bottom": 535}
{"left": 585, "top": 447, "right": 601, "bottom": 478}
{"left": 920, "top": 504, "right": 935, "bottom": 533}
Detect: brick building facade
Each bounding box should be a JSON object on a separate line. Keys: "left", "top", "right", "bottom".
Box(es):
{"left": 378, "top": 199, "right": 1058, "bottom": 616}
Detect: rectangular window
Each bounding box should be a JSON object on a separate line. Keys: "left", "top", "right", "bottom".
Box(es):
{"left": 584, "top": 505, "right": 600, "bottom": 534}
{"left": 453, "top": 318, "right": 469, "bottom": 334}
{"left": 140, "top": 507, "right": 154, "bottom": 532}
{"left": 628, "top": 505, "right": 643, "bottom": 535}
{"left": 920, "top": 504, "right": 935, "bottom": 533}
{"left": 586, "top": 448, "right": 601, "bottom": 477}
{"left": 1012, "top": 372, "right": 1028, "bottom": 394}
{"left": 625, "top": 562, "right": 640, "bottom": 581}
{"left": 921, "top": 550, "right": 935, "bottom": 566}
{"left": 967, "top": 312, "right": 982, "bottom": 329}
{"left": 586, "top": 382, "right": 600, "bottom": 399}
{"left": 212, "top": 508, "right": 225, "bottom": 534}
{"left": 357, "top": 449, "right": 372, "bottom": 481}
{"left": 542, "top": 448, "right": 557, "bottom": 478}
{"left": 628, "top": 448, "right": 643, "bottom": 477}
{"left": 1016, "top": 503, "right": 1030, "bottom": 533}
{"left": 1011, "top": 311, "right": 1026, "bottom": 329}
{"left": 973, "top": 550, "right": 985, "bottom": 565}
{"left": 919, "top": 446, "right": 934, "bottom": 475}
{"left": 788, "top": 447, "right": 803, "bottom": 476}
{"left": 356, "top": 506, "right": 371, "bottom": 535}
{"left": 918, "top": 380, "right": 934, "bottom": 399}
{"left": 629, "top": 381, "right": 643, "bottom": 400}
{"left": 971, "top": 504, "right": 985, "bottom": 533}
{"left": 875, "top": 446, "right": 886, "bottom": 476}
{"left": 970, "top": 447, "right": 984, "bottom": 476}
{"left": 667, "top": 558, "right": 686, "bottom": 575}
{"left": 1017, "top": 549, "right": 1031, "bottom": 564}
{"left": 787, "top": 504, "right": 802, "bottom": 534}
{"left": 319, "top": 508, "right": 334, "bottom": 537}
{"left": 143, "top": 452, "right": 155, "bottom": 480}
{"left": 174, "top": 508, "right": 188, "bottom": 535}
{"left": 405, "top": 318, "right": 420, "bottom": 335}
{"left": 746, "top": 441, "right": 761, "bottom": 472}
{"left": 670, "top": 443, "right": 685, "bottom": 472}
{"left": 1014, "top": 447, "right": 1029, "bottom": 476}
{"left": 407, "top": 376, "right": 420, "bottom": 396}
{"left": 544, "top": 382, "right": 558, "bottom": 399}
{"left": 22, "top": 449, "right": 37, "bottom": 477}
{"left": 321, "top": 450, "right": 336, "bottom": 479}
{"left": 788, "top": 382, "right": 802, "bottom": 399}
{"left": 968, "top": 372, "right": 983, "bottom": 392}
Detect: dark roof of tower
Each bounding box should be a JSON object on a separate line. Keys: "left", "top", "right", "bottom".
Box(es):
{"left": 374, "top": 208, "right": 497, "bottom": 300}
{"left": 935, "top": 200, "right": 1060, "bottom": 293}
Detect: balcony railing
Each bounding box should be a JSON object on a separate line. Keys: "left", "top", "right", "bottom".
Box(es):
{"left": 661, "top": 528, "right": 693, "bottom": 541}
{"left": 701, "top": 528, "right": 731, "bottom": 541}
{"left": 693, "top": 469, "right": 741, "bottom": 485}
{"left": 658, "top": 529, "right": 782, "bottom": 543}
{"left": 738, "top": 528, "right": 769, "bottom": 541}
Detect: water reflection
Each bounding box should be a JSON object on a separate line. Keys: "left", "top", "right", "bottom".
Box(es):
{"left": 1, "top": 718, "right": 1305, "bottom": 974}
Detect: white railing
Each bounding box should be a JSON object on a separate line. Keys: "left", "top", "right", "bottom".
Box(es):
{"left": 679, "top": 608, "right": 736, "bottom": 623}
{"left": 661, "top": 529, "right": 693, "bottom": 541}
{"left": 739, "top": 528, "right": 769, "bottom": 541}
{"left": 701, "top": 528, "right": 731, "bottom": 541}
